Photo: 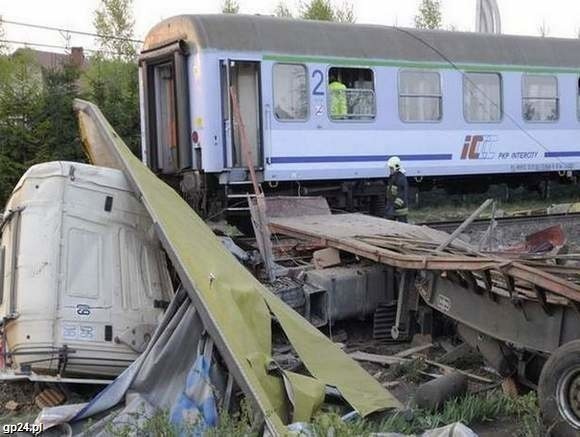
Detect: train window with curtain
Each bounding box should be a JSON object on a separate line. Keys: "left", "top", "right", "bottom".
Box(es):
{"left": 399, "top": 70, "right": 442, "bottom": 122}
{"left": 327, "top": 67, "right": 375, "bottom": 120}
{"left": 273, "top": 63, "right": 308, "bottom": 121}
{"left": 522, "top": 75, "right": 559, "bottom": 122}
{"left": 464, "top": 73, "right": 502, "bottom": 122}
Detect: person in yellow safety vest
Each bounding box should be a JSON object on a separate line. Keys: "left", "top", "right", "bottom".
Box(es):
{"left": 385, "top": 156, "right": 409, "bottom": 223}
{"left": 329, "top": 75, "right": 348, "bottom": 118}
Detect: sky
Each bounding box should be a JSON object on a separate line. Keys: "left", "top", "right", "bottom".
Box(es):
{"left": 1, "top": 0, "right": 580, "bottom": 53}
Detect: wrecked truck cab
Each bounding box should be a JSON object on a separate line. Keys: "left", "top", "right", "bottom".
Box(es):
{"left": 0, "top": 162, "right": 173, "bottom": 378}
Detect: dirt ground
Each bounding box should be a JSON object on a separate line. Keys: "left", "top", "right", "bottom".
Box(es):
{"left": 0, "top": 381, "right": 40, "bottom": 425}
{"left": 333, "top": 319, "right": 536, "bottom": 435}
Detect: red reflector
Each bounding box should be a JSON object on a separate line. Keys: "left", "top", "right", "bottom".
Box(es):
{"left": 191, "top": 131, "right": 199, "bottom": 143}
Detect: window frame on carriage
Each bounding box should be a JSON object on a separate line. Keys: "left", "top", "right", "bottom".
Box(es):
{"left": 326, "top": 66, "right": 377, "bottom": 122}
{"left": 398, "top": 69, "right": 443, "bottom": 123}
{"left": 463, "top": 72, "right": 504, "bottom": 124}
{"left": 272, "top": 62, "right": 310, "bottom": 122}
{"left": 522, "top": 74, "right": 559, "bottom": 123}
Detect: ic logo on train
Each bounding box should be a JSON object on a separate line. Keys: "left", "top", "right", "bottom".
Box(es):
{"left": 461, "top": 135, "right": 540, "bottom": 161}
{"left": 460, "top": 135, "right": 498, "bottom": 160}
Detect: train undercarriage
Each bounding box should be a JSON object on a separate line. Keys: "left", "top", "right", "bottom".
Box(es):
{"left": 171, "top": 167, "right": 579, "bottom": 230}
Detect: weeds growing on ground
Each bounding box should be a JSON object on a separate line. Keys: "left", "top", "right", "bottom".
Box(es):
{"left": 101, "top": 390, "right": 543, "bottom": 436}
{"left": 311, "top": 390, "right": 543, "bottom": 436}
{"left": 385, "top": 358, "right": 429, "bottom": 383}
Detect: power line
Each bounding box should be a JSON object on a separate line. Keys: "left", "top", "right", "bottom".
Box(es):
{"left": 0, "top": 39, "right": 113, "bottom": 55}
{"left": 1, "top": 18, "right": 143, "bottom": 44}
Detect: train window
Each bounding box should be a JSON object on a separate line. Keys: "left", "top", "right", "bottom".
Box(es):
{"left": 328, "top": 67, "right": 375, "bottom": 120}
{"left": 273, "top": 63, "right": 308, "bottom": 121}
{"left": 399, "top": 70, "right": 442, "bottom": 122}
{"left": 464, "top": 73, "right": 502, "bottom": 122}
{"left": 522, "top": 75, "right": 559, "bottom": 122}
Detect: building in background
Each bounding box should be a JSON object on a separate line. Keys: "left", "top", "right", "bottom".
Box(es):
{"left": 11, "top": 46, "right": 86, "bottom": 70}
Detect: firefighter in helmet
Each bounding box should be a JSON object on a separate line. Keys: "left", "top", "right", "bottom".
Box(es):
{"left": 385, "top": 156, "right": 409, "bottom": 223}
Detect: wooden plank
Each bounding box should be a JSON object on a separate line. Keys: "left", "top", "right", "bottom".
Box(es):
{"left": 436, "top": 199, "right": 494, "bottom": 252}
{"left": 313, "top": 247, "right": 341, "bottom": 269}
{"left": 394, "top": 343, "right": 434, "bottom": 358}
{"left": 269, "top": 214, "right": 580, "bottom": 302}
{"left": 350, "top": 351, "right": 407, "bottom": 366}
{"left": 264, "top": 196, "right": 331, "bottom": 218}
{"left": 350, "top": 351, "right": 493, "bottom": 384}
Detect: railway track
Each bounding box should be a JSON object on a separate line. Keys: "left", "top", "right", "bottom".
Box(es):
{"left": 422, "top": 212, "right": 580, "bottom": 251}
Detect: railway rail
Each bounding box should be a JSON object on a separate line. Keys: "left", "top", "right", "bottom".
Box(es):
{"left": 422, "top": 210, "right": 580, "bottom": 251}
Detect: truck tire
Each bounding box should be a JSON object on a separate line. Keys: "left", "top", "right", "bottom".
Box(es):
{"left": 539, "top": 340, "right": 580, "bottom": 436}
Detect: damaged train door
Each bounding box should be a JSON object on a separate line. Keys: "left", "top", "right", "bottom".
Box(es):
{"left": 221, "top": 60, "right": 263, "bottom": 169}
{"left": 140, "top": 41, "right": 192, "bottom": 175}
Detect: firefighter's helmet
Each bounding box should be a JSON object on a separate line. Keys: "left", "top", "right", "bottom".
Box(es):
{"left": 387, "top": 156, "right": 402, "bottom": 171}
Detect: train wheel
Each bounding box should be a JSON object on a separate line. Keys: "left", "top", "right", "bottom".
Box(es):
{"left": 369, "top": 194, "right": 386, "bottom": 218}
{"left": 539, "top": 340, "right": 580, "bottom": 436}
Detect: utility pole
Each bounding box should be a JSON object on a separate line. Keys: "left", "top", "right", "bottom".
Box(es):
{"left": 476, "top": 0, "right": 501, "bottom": 34}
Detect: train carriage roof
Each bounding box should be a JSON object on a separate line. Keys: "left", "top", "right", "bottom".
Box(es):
{"left": 142, "top": 14, "right": 580, "bottom": 70}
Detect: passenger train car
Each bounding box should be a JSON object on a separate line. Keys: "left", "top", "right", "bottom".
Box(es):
{"left": 140, "top": 14, "right": 580, "bottom": 217}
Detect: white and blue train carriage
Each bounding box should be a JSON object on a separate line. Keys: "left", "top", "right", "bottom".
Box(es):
{"left": 139, "top": 14, "right": 580, "bottom": 217}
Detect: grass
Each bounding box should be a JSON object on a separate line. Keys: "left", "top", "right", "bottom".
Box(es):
{"left": 105, "top": 400, "right": 258, "bottom": 437}
{"left": 0, "top": 411, "right": 39, "bottom": 427}
{"left": 378, "top": 390, "right": 542, "bottom": 436}
{"left": 100, "top": 390, "right": 543, "bottom": 436}
{"left": 385, "top": 357, "right": 429, "bottom": 383}
{"left": 409, "top": 182, "right": 580, "bottom": 223}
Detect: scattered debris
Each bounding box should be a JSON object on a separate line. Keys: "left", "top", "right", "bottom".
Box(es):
{"left": 394, "top": 343, "right": 433, "bottom": 359}
{"left": 350, "top": 351, "right": 494, "bottom": 384}
{"left": 313, "top": 247, "right": 341, "bottom": 269}
{"left": 371, "top": 422, "right": 478, "bottom": 437}
{"left": 415, "top": 373, "right": 468, "bottom": 411}
{"left": 4, "top": 400, "right": 20, "bottom": 412}
{"left": 439, "top": 343, "right": 473, "bottom": 365}
{"left": 501, "top": 377, "right": 519, "bottom": 397}
{"left": 35, "top": 388, "right": 66, "bottom": 409}
{"left": 62, "top": 100, "right": 402, "bottom": 436}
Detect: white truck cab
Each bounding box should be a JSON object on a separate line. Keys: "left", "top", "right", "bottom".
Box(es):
{"left": 0, "top": 162, "right": 172, "bottom": 377}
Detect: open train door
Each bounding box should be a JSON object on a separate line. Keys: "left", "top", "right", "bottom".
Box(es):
{"left": 220, "top": 59, "right": 263, "bottom": 169}
{"left": 140, "top": 41, "right": 192, "bottom": 175}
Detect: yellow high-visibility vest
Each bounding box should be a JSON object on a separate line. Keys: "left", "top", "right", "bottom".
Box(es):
{"left": 329, "top": 81, "right": 347, "bottom": 118}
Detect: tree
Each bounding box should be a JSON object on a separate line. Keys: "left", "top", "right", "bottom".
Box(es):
{"left": 37, "top": 63, "right": 84, "bottom": 163}
{"left": 274, "top": 2, "right": 293, "bottom": 18}
{"left": 81, "top": 57, "right": 141, "bottom": 157}
{"left": 300, "top": 0, "right": 355, "bottom": 23}
{"left": 334, "top": 1, "right": 355, "bottom": 23}
{"left": 0, "top": 50, "right": 44, "bottom": 166}
{"left": 221, "top": 0, "right": 240, "bottom": 14}
{"left": 414, "top": 0, "right": 442, "bottom": 30}
{"left": 300, "top": 0, "right": 333, "bottom": 21}
{"left": 0, "top": 51, "right": 44, "bottom": 202}
{"left": 0, "top": 50, "right": 87, "bottom": 204}
{"left": 94, "top": 0, "right": 137, "bottom": 61}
